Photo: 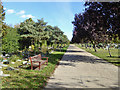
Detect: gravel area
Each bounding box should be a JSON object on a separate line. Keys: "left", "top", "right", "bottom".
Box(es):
{"left": 45, "top": 44, "right": 118, "bottom": 88}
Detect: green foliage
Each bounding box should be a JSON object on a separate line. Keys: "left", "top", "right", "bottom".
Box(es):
{"left": 1, "top": 17, "right": 69, "bottom": 55}
{"left": 2, "top": 46, "right": 69, "bottom": 88}
{"left": 0, "top": 56, "right": 4, "bottom": 62}
{"left": 112, "top": 34, "right": 120, "bottom": 44}
{"left": 77, "top": 44, "right": 120, "bottom": 66}
{"left": 2, "top": 23, "right": 11, "bottom": 37}
{"left": 72, "top": 2, "right": 119, "bottom": 47}
{"left": 8, "top": 55, "right": 20, "bottom": 62}
{"left": 2, "top": 28, "right": 20, "bottom": 54}
{"left": 31, "top": 45, "right": 34, "bottom": 51}
{"left": 18, "top": 18, "right": 69, "bottom": 51}
{"left": 0, "top": 2, "right": 6, "bottom": 55}
{"left": 53, "top": 44, "right": 57, "bottom": 50}
{"left": 33, "top": 41, "right": 40, "bottom": 54}
{"left": 41, "top": 40, "right": 48, "bottom": 55}
{"left": 0, "top": 2, "right": 5, "bottom": 25}
{"left": 19, "top": 18, "right": 36, "bottom": 49}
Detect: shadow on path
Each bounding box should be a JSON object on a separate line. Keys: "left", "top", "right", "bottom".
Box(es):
{"left": 62, "top": 54, "right": 108, "bottom": 64}
{"left": 45, "top": 44, "right": 118, "bottom": 88}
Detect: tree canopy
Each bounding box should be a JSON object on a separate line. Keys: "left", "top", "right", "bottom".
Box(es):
{"left": 18, "top": 18, "right": 69, "bottom": 49}
{"left": 72, "top": 2, "right": 120, "bottom": 50}
{"left": 0, "top": 2, "right": 5, "bottom": 54}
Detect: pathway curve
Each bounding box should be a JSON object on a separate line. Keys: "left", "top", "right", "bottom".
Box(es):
{"left": 45, "top": 44, "right": 118, "bottom": 88}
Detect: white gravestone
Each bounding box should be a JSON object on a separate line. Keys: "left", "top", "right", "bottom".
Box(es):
{"left": 0, "top": 62, "right": 10, "bottom": 77}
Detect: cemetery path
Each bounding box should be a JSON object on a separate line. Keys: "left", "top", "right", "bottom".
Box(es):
{"left": 45, "top": 44, "right": 118, "bottom": 88}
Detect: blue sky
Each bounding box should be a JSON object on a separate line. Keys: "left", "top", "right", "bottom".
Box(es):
{"left": 3, "top": 2, "right": 85, "bottom": 40}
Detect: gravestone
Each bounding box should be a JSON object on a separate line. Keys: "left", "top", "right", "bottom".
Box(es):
{"left": 2, "top": 59, "right": 9, "bottom": 64}
{"left": 22, "top": 61, "right": 27, "bottom": 65}
{"left": 0, "top": 62, "right": 10, "bottom": 77}
{"left": 17, "top": 59, "right": 21, "bottom": 62}
{"left": 6, "top": 67, "right": 19, "bottom": 71}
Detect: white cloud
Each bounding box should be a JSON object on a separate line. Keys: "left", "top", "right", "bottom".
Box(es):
{"left": 21, "top": 15, "right": 26, "bottom": 18}
{"left": 17, "top": 10, "right": 25, "bottom": 15}
{"left": 6, "top": 9, "right": 15, "bottom": 14}
{"left": 4, "top": 8, "right": 6, "bottom": 10}
{"left": 21, "top": 14, "right": 35, "bottom": 18}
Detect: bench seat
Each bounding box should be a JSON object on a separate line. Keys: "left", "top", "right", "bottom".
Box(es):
{"left": 29, "top": 54, "right": 48, "bottom": 70}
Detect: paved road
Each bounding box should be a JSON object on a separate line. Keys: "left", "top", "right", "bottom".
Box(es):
{"left": 45, "top": 44, "right": 119, "bottom": 88}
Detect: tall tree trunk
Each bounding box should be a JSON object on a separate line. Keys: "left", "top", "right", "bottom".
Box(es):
{"left": 93, "top": 43, "right": 97, "bottom": 52}
{"left": 81, "top": 44, "right": 84, "bottom": 47}
{"left": 91, "top": 41, "right": 97, "bottom": 52}
{"left": 89, "top": 44, "right": 91, "bottom": 50}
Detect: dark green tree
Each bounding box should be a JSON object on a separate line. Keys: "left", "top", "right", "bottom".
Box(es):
{"left": 0, "top": 2, "right": 5, "bottom": 54}
{"left": 18, "top": 18, "right": 36, "bottom": 49}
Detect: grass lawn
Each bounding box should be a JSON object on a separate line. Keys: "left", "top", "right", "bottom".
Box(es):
{"left": 2, "top": 46, "right": 69, "bottom": 88}
{"left": 76, "top": 44, "right": 120, "bottom": 66}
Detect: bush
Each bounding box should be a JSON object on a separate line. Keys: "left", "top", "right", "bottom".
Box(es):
{"left": 41, "top": 46, "right": 48, "bottom": 55}
{"left": 8, "top": 55, "right": 20, "bottom": 62}
{"left": 0, "top": 56, "right": 4, "bottom": 62}
{"left": 31, "top": 45, "right": 34, "bottom": 51}
{"left": 2, "top": 28, "right": 20, "bottom": 54}
{"left": 53, "top": 44, "right": 57, "bottom": 50}
{"left": 41, "top": 40, "right": 48, "bottom": 55}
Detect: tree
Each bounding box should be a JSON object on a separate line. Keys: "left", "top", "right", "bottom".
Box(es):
{"left": 0, "top": 2, "right": 5, "bottom": 25}
{"left": 2, "top": 28, "right": 20, "bottom": 54}
{"left": 84, "top": 2, "right": 120, "bottom": 55}
{"left": 45, "top": 25, "right": 65, "bottom": 48}
{"left": 35, "top": 18, "right": 48, "bottom": 46}
{"left": 18, "top": 18, "right": 36, "bottom": 49}
{"left": 18, "top": 17, "right": 69, "bottom": 53}
{"left": 0, "top": 2, "right": 5, "bottom": 54}
{"left": 45, "top": 25, "right": 55, "bottom": 46}
{"left": 72, "top": 2, "right": 119, "bottom": 54}
{"left": 72, "top": 11, "right": 108, "bottom": 52}
{"left": 2, "top": 23, "right": 11, "bottom": 37}
{"left": 62, "top": 35, "right": 69, "bottom": 46}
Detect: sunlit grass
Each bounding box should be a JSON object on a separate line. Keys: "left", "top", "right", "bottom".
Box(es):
{"left": 76, "top": 44, "right": 120, "bottom": 66}
{"left": 2, "top": 46, "right": 69, "bottom": 88}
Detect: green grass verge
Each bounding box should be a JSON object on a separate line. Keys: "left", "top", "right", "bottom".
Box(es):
{"left": 76, "top": 44, "right": 120, "bottom": 66}
{"left": 2, "top": 45, "right": 69, "bottom": 88}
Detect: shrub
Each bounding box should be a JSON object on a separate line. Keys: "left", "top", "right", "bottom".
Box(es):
{"left": 2, "top": 28, "right": 20, "bottom": 54}
{"left": 0, "top": 56, "right": 4, "bottom": 62}
{"left": 8, "top": 55, "right": 20, "bottom": 62}
{"left": 31, "top": 45, "right": 34, "bottom": 51}
{"left": 41, "top": 46, "right": 48, "bottom": 55}
{"left": 41, "top": 40, "right": 49, "bottom": 55}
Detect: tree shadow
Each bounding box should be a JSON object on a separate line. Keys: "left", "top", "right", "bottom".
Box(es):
{"left": 106, "top": 56, "right": 119, "bottom": 58}
{"left": 55, "top": 49, "right": 67, "bottom": 52}
{"left": 61, "top": 54, "right": 109, "bottom": 64}
{"left": 47, "top": 53, "right": 64, "bottom": 65}
{"left": 44, "top": 46, "right": 119, "bottom": 88}
{"left": 45, "top": 48, "right": 117, "bottom": 68}
{"left": 67, "top": 50, "right": 84, "bottom": 53}
{"left": 44, "top": 82, "right": 69, "bottom": 88}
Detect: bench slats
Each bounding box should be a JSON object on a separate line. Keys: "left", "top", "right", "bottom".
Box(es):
{"left": 29, "top": 54, "right": 48, "bottom": 70}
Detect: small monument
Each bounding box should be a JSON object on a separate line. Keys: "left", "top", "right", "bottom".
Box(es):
{"left": 0, "top": 62, "right": 10, "bottom": 77}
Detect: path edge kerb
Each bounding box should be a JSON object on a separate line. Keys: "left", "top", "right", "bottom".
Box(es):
{"left": 45, "top": 45, "right": 70, "bottom": 87}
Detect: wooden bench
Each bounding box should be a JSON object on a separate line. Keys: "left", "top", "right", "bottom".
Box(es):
{"left": 29, "top": 54, "right": 48, "bottom": 70}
